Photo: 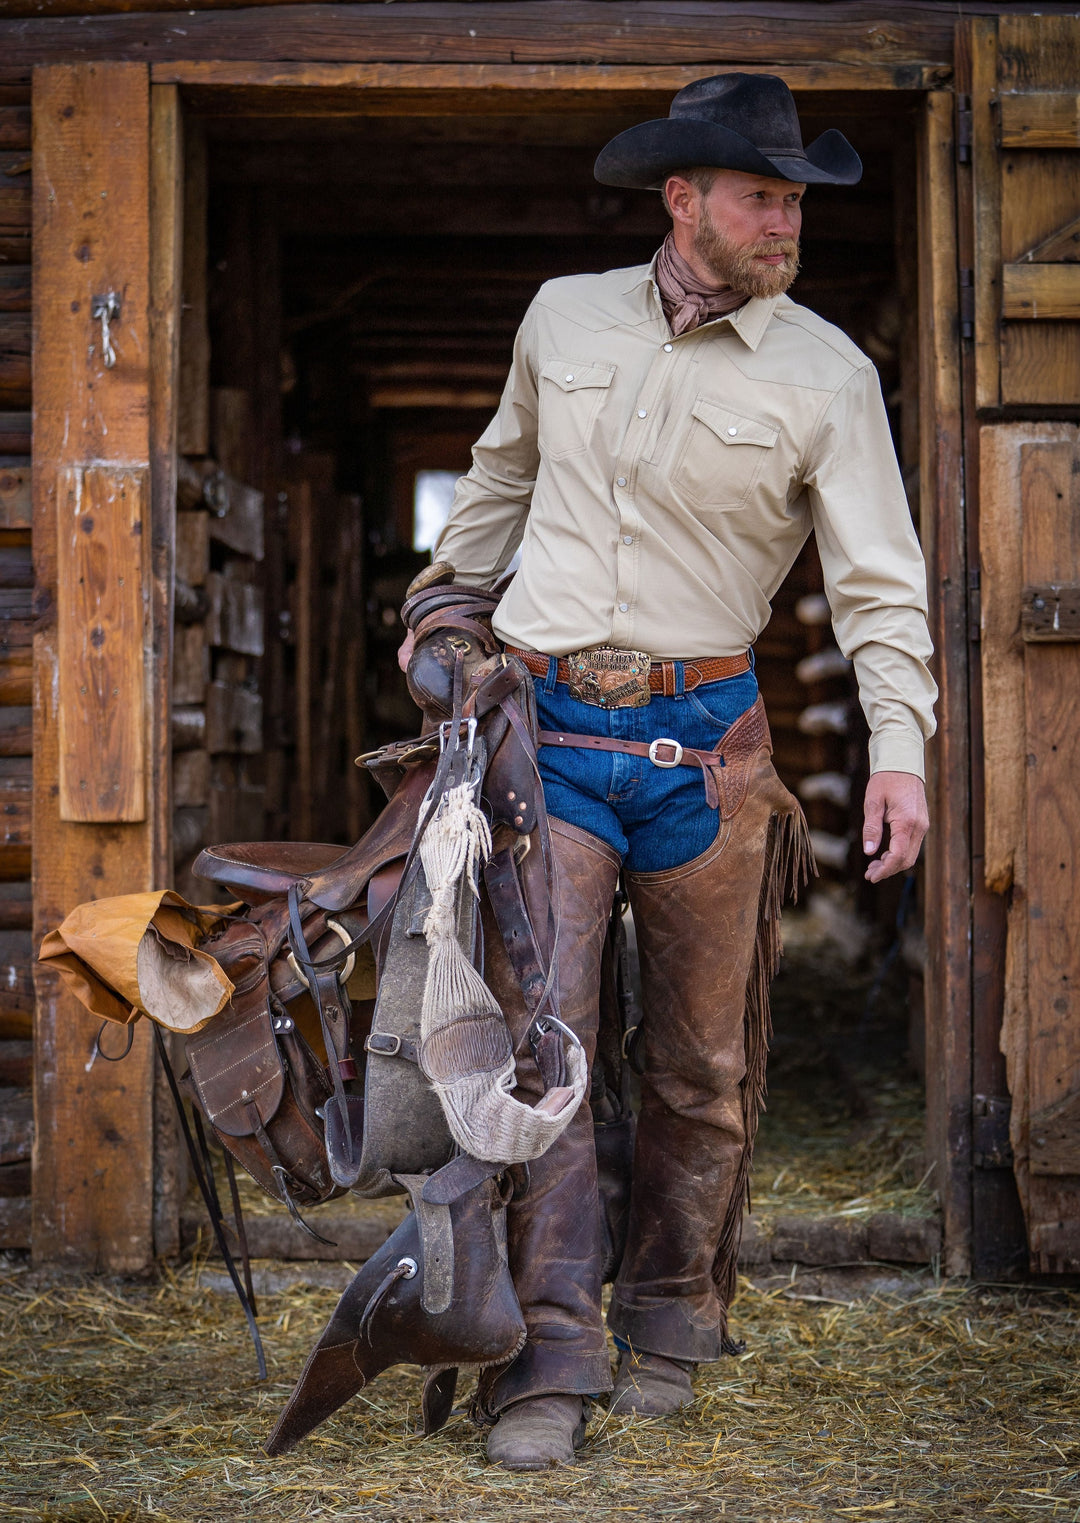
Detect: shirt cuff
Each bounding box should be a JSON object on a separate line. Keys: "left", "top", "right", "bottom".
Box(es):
{"left": 868, "top": 730, "right": 926, "bottom": 781}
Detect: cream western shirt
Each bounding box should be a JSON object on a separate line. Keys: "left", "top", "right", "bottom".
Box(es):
{"left": 435, "top": 259, "right": 937, "bottom": 778}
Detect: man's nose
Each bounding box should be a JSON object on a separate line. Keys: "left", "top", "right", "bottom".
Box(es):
{"left": 764, "top": 205, "right": 799, "bottom": 238}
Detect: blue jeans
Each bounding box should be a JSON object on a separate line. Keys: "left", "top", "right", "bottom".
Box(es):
{"left": 535, "top": 658, "right": 760, "bottom": 873}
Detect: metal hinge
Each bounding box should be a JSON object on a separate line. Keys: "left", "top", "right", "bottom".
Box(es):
{"left": 959, "top": 268, "right": 975, "bottom": 341}
{"left": 956, "top": 94, "right": 973, "bottom": 163}
{"left": 973, "top": 1094, "right": 1013, "bottom": 1170}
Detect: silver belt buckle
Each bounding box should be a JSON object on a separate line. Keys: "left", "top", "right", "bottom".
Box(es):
{"left": 648, "top": 737, "right": 684, "bottom": 769}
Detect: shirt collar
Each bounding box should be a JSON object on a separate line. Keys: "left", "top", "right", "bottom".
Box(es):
{"left": 630, "top": 252, "right": 778, "bottom": 352}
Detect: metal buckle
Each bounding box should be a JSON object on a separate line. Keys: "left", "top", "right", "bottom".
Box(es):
{"left": 648, "top": 737, "right": 684, "bottom": 768}
{"left": 566, "top": 646, "right": 651, "bottom": 708}
{"left": 366, "top": 1032, "right": 402, "bottom": 1056}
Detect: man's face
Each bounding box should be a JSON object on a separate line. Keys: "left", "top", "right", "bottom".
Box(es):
{"left": 670, "top": 168, "right": 805, "bottom": 298}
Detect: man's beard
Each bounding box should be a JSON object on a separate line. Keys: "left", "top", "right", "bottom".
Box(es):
{"left": 693, "top": 205, "right": 800, "bottom": 298}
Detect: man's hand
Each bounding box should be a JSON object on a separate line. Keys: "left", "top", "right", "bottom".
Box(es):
{"left": 862, "top": 771, "right": 929, "bottom": 883}
{"left": 397, "top": 628, "right": 415, "bottom": 673}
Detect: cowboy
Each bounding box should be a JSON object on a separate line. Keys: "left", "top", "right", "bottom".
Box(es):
{"left": 416, "top": 74, "right": 937, "bottom": 1469}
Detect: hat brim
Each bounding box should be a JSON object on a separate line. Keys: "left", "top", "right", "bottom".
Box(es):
{"left": 593, "top": 120, "right": 862, "bottom": 189}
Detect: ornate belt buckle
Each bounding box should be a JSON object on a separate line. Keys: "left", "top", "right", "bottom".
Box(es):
{"left": 566, "top": 646, "right": 652, "bottom": 708}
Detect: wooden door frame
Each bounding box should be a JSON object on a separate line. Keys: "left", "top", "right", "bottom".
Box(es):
{"left": 31, "top": 62, "right": 974, "bottom": 1272}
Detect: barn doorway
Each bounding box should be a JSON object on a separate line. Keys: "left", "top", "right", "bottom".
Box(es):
{"left": 175, "top": 87, "right": 939, "bottom": 1272}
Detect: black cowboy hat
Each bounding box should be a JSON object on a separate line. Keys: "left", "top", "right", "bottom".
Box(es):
{"left": 594, "top": 73, "right": 862, "bottom": 190}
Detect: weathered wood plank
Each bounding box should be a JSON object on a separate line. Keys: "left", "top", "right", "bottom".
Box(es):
{"left": 0, "top": 1040, "right": 31, "bottom": 1087}
{"left": 178, "top": 116, "right": 208, "bottom": 458}
{"left": 1019, "top": 213, "right": 1080, "bottom": 265}
{"left": 1001, "top": 323, "right": 1080, "bottom": 407}
{"left": 0, "top": 1160, "right": 31, "bottom": 1198}
{"left": 175, "top": 509, "right": 209, "bottom": 588}
{"left": 150, "top": 82, "right": 185, "bottom": 1260}
{"left": 0, "top": 415, "right": 29, "bottom": 455}
{"left": 0, "top": 883, "right": 31, "bottom": 931}
{"left": 919, "top": 91, "right": 971, "bottom": 1277}
{"left": 0, "top": 931, "right": 33, "bottom": 1018}
{"left": 0, "top": 1195, "right": 30, "bottom": 1248}
{"left": 0, "top": 707, "right": 31, "bottom": 757}
{"left": 56, "top": 466, "right": 147, "bottom": 822}
{"left": 0, "top": 757, "right": 30, "bottom": 850}
{"left": 172, "top": 704, "right": 206, "bottom": 751}
{"left": 0, "top": 6, "right": 958, "bottom": 72}
{"left": 0, "top": 464, "right": 30, "bottom": 528}
{"left": 1021, "top": 439, "right": 1080, "bottom": 1271}
{"left": 0, "top": 267, "right": 31, "bottom": 313}
{"left": 179, "top": 459, "right": 264, "bottom": 559}
{"left": 204, "top": 571, "right": 263, "bottom": 656}
{"left": 32, "top": 62, "right": 156, "bottom": 1273}
{"left": 0, "top": 1090, "right": 32, "bottom": 1165}
{"left": 0, "top": 311, "right": 30, "bottom": 407}
{"left": 1021, "top": 583, "right": 1080, "bottom": 641}
{"left": 0, "top": 107, "right": 30, "bottom": 151}
{"left": 206, "top": 680, "right": 262, "bottom": 754}
{"left": 173, "top": 747, "right": 209, "bottom": 809}
{"left": 1003, "top": 262, "right": 1080, "bottom": 319}
{"left": 978, "top": 426, "right": 1076, "bottom": 896}
{"left": 172, "top": 621, "right": 208, "bottom": 706}
{"left": 970, "top": 18, "right": 1000, "bottom": 413}
{"left": 1000, "top": 91, "right": 1080, "bottom": 149}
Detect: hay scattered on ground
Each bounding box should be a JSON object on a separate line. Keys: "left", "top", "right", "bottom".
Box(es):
{"left": 0, "top": 1256, "right": 1076, "bottom": 1522}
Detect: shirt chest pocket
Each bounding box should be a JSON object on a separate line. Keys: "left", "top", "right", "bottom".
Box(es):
{"left": 673, "top": 398, "right": 780, "bottom": 511}
{"left": 538, "top": 359, "right": 616, "bottom": 461}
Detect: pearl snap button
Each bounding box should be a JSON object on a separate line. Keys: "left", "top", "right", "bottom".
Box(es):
{"left": 663, "top": 343, "right": 673, "bottom": 353}
{"left": 565, "top": 374, "right": 575, "bottom": 383}
{"left": 623, "top": 536, "right": 633, "bottom": 545}
{"left": 619, "top": 602, "right": 629, "bottom": 613}
{"left": 727, "top": 426, "right": 738, "bottom": 436}
{"left": 637, "top": 409, "right": 647, "bottom": 419}
{"left": 616, "top": 476, "right": 627, "bottom": 487}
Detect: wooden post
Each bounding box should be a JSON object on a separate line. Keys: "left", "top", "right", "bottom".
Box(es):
{"left": 31, "top": 63, "right": 161, "bottom": 1270}
{"left": 918, "top": 91, "right": 972, "bottom": 1276}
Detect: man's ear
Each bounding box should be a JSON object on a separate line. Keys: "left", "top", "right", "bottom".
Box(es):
{"left": 664, "top": 175, "right": 697, "bottom": 227}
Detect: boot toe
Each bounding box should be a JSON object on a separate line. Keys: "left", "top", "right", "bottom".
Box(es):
{"left": 609, "top": 1352, "right": 696, "bottom": 1416}
{"left": 485, "top": 1395, "right": 586, "bottom": 1470}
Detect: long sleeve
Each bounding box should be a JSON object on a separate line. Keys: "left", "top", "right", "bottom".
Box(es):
{"left": 803, "top": 363, "right": 938, "bottom": 779}
{"left": 433, "top": 301, "right": 540, "bottom": 587}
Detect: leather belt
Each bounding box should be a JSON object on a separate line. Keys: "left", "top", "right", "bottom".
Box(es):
{"left": 507, "top": 646, "right": 751, "bottom": 696}
{"left": 537, "top": 730, "right": 728, "bottom": 809}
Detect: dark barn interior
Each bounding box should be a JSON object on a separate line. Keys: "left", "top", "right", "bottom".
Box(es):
{"left": 168, "top": 90, "right": 929, "bottom": 1227}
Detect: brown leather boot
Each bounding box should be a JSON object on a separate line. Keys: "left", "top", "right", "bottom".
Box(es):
{"left": 486, "top": 1394, "right": 587, "bottom": 1469}
{"left": 610, "top": 1349, "right": 696, "bottom": 1415}
{"left": 609, "top": 700, "right": 811, "bottom": 1361}
{"left": 473, "top": 819, "right": 621, "bottom": 1422}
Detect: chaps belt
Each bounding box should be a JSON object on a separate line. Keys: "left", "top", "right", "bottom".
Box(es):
{"left": 506, "top": 645, "right": 751, "bottom": 708}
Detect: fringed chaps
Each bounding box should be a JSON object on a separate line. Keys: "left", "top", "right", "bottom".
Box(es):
{"left": 608, "top": 727, "right": 813, "bottom": 1362}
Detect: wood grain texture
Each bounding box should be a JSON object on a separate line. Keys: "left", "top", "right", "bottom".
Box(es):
{"left": 0, "top": 465, "right": 30, "bottom": 528}
{"left": 970, "top": 17, "right": 1000, "bottom": 412}
{"left": 1001, "top": 323, "right": 1080, "bottom": 406}
{"left": 1000, "top": 91, "right": 1080, "bottom": 149}
{"left": 977, "top": 424, "right": 1076, "bottom": 896}
{"left": 0, "top": 5, "right": 957, "bottom": 71}
{"left": 1020, "top": 440, "right": 1080, "bottom": 1269}
{"left": 56, "top": 467, "right": 147, "bottom": 821}
{"left": 1002, "top": 262, "right": 1080, "bottom": 319}
{"left": 918, "top": 91, "right": 971, "bottom": 1275}
{"left": 31, "top": 62, "right": 156, "bottom": 1272}
{"left": 0, "top": 311, "right": 30, "bottom": 407}
{"left": 177, "top": 116, "right": 208, "bottom": 458}
{"left": 1019, "top": 213, "right": 1080, "bottom": 265}
{"left": 149, "top": 82, "right": 184, "bottom": 1258}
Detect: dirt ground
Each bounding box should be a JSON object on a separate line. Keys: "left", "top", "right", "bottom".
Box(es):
{"left": 0, "top": 1257, "right": 1076, "bottom": 1523}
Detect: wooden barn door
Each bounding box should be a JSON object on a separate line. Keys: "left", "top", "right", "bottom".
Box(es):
{"left": 967, "top": 17, "right": 1080, "bottom": 1273}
